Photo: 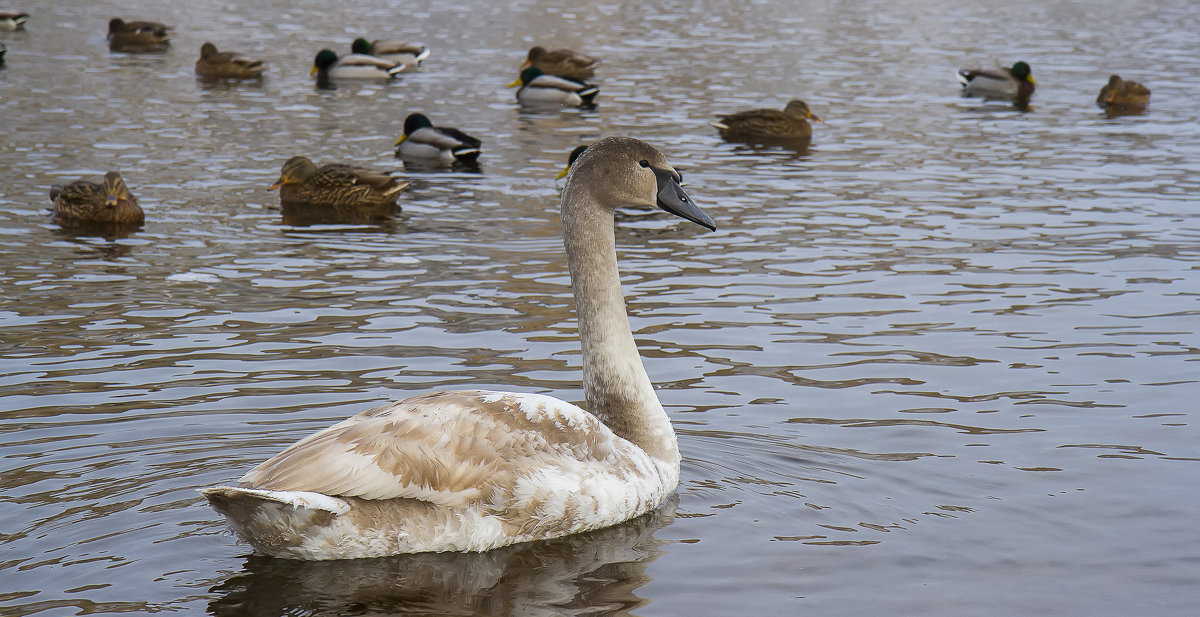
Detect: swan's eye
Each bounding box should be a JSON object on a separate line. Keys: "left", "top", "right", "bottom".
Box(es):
{"left": 639, "top": 160, "right": 650, "bottom": 168}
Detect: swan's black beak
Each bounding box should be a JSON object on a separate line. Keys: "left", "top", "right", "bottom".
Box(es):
{"left": 652, "top": 168, "right": 716, "bottom": 231}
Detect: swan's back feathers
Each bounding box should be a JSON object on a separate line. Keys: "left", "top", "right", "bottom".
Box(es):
{"left": 237, "top": 390, "right": 629, "bottom": 509}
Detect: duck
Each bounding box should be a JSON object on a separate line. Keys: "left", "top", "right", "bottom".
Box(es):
{"left": 1097, "top": 74, "right": 1150, "bottom": 109}
{"left": 0, "top": 11, "right": 29, "bottom": 31}
{"left": 556, "top": 145, "right": 589, "bottom": 179}
{"left": 195, "top": 42, "right": 266, "bottom": 80}
{"left": 352, "top": 37, "right": 430, "bottom": 68}
{"left": 394, "top": 113, "right": 482, "bottom": 166}
{"left": 267, "top": 156, "right": 410, "bottom": 209}
{"left": 311, "top": 49, "right": 405, "bottom": 82}
{"left": 0, "top": 42, "right": 5, "bottom": 66}
{"left": 712, "top": 99, "right": 822, "bottom": 143}
{"left": 49, "top": 171, "right": 145, "bottom": 227}
{"left": 522, "top": 45, "right": 598, "bottom": 81}
{"left": 107, "top": 18, "right": 171, "bottom": 51}
{"left": 956, "top": 61, "right": 1036, "bottom": 102}
{"left": 508, "top": 67, "right": 599, "bottom": 108}
{"left": 202, "top": 136, "right": 716, "bottom": 560}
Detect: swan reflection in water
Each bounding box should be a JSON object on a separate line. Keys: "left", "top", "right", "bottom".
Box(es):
{"left": 208, "top": 500, "right": 675, "bottom": 616}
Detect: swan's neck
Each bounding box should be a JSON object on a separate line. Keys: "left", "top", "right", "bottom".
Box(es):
{"left": 562, "top": 194, "right": 679, "bottom": 465}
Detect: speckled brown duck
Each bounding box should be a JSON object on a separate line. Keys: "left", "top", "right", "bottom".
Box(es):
{"left": 1097, "top": 75, "right": 1150, "bottom": 110}
{"left": 195, "top": 42, "right": 266, "bottom": 80}
{"left": 50, "top": 171, "right": 145, "bottom": 227}
{"left": 107, "top": 18, "right": 171, "bottom": 51}
{"left": 712, "top": 99, "right": 822, "bottom": 143}
{"left": 521, "top": 45, "right": 598, "bottom": 81}
{"left": 268, "top": 156, "right": 410, "bottom": 209}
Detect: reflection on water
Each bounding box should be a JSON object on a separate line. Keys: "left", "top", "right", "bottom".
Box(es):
{"left": 2, "top": 0, "right": 1199, "bottom": 615}
{"left": 209, "top": 505, "right": 671, "bottom": 617}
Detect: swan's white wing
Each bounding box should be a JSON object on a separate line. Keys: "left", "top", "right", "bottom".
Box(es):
{"left": 237, "top": 390, "right": 621, "bottom": 508}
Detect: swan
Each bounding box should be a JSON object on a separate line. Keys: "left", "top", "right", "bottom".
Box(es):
{"left": 203, "top": 136, "right": 716, "bottom": 559}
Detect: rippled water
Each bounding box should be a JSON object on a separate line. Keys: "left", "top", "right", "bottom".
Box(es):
{"left": 2, "top": 0, "right": 1199, "bottom": 615}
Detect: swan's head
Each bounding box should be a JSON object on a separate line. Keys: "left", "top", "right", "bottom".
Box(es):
{"left": 564, "top": 136, "right": 716, "bottom": 231}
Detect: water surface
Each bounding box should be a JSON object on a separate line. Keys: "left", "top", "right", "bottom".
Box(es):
{"left": 2, "top": 0, "right": 1198, "bottom": 615}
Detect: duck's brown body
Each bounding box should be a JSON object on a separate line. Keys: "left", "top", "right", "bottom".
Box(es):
{"left": 714, "top": 100, "right": 821, "bottom": 142}
{"left": 50, "top": 172, "right": 144, "bottom": 227}
{"left": 269, "top": 156, "right": 409, "bottom": 209}
{"left": 1098, "top": 75, "right": 1150, "bottom": 108}
{"left": 522, "top": 46, "right": 598, "bottom": 81}
{"left": 196, "top": 42, "right": 265, "bottom": 80}
{"left": 108, "top": 18, "right": 171, "bottom": 50}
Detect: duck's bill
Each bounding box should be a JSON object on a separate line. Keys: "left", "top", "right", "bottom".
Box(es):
{"left": 395, "top": 134, "right": 408, "bottom": 146}
{"left": 309, "top": 66, "right": 318, "bottom": 77}
{"left": 652, "top": 168, "right": 716, "bottom": 231}
{"left": 555, "top": 165, "right": 570, "bottom": 180}
{"left": 505, "top": 78, "right": 522, "bottom": 88}
{"left": 105, "top": 195, "right": 120, "bottom": 207}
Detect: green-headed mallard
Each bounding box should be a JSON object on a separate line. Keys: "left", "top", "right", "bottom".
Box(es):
{"left": 311, "top": 49, "right": 404, "bottom": 82}
{"left": 957, "top": 61, "right": 1036, "bottom": 102}
{"left": 0, "top": 11, "right": 29, "bottom": 31}
{"left": 351, "top": 38, "right": 429, "bottom": 68}
{"left": 508, "top": 67, "right": 598, "bottom": 108}
{"left": 107, "top": 18, "right": 171, "bottom": 51}
{"left": 394, "top": 113, "right": 481, "bottom": 166}
{"left": 556, "top": 145, "right": 589, "bottom": 179}
{"left": 268, "top": 156, "right": 410, "bottom": 208}
{"left": 50, "top": 171, "right": 145, "bottom": 226}
{"left": 195, "top": 42, "right": 265, "bottom": 80}
{"left": 201, "top": 136, "right": 714, "bottom": 560}
{"left": 1097, "top": 74, "right": 1150, "bottom": 109}
{"left": 712, "top": 100, "right": 822, "bottom": 142}
{"left": 522, "top": 46, "right": 598, "bottom": 81}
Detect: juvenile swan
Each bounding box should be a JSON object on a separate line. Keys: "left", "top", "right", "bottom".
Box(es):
{"left": 203, "top": 137, "right": 716, "bottom": 559}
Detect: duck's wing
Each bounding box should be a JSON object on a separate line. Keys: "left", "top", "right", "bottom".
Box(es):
{"left": 236, "top": 390, "right": 623, "bottom": 508}
{"left": 528, "top": 73, "right": 590, "bottom": 92}
{"left": 715, "top": 109, "right": 795, "bottom": 134}
{"left": 338, "top": 53, "right": 402, "bottom": 70}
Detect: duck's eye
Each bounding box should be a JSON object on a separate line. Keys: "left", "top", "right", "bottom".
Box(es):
{"left": 639, "top": 160, "right": 650, "bottom": 168}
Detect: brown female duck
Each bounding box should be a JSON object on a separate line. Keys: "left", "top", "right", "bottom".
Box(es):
{"left": 107, "top": 18, "right": 172, "bottom": 50}
{"left": 712, "top": 99, "right": 822, "bottom": 142}
{"left": 268, "top": 156, "right": 410, "bottom": 208}
{"left": 1097, "top": 75, "right": 1150, "bottom": 109}
{"left": 521, "top": 45, "right": 598, "bottom": 81}
{"left": 195, "top": 42, "right": 266, "bottom": 80}
{"left": 50, "top": 171, "right": 144, "bottom": 226}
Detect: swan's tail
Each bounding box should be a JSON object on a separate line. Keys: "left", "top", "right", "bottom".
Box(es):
{"left": 201, "top": 486, "right": 351, "bottom": 558}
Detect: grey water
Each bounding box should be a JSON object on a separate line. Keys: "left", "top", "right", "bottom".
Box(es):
{"left": 2, "top": 0, "right": 1198, "bottom": 615}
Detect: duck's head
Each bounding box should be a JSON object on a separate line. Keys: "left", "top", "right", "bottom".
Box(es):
{"left": 556, "top": 145, "right": 589, "bottom": 179}
{"left": 200, "top": 42, "right": 219, "bottom": 59}
{"left": 269, "top": 156, "right": 317, "bottom": 190}
{"left": 507, "top": 66, "right": 543, "bottom": 87}
{"left": 351, "top": 38, "right": 372, "bottom": 55}
{"left": 311, "top": 49, "right": 338, "bottom": 76}
{"left": 521, "top": 46, "right": 548, "bottom": 69}
{"left": 396, "top": 113, "right": 434, "bottom": 146}
{"left": 1010, "top": 61, "right": 1035, "bottom": 84}
{"left": 784, "top": 99, "right": 822, "bottom": 123}
{"left": 103, "top": 171, "right": 131, "bottom": 208}
{"left": 107, "top": 18, "right": 124, "bottom": 37}
{"left": 566, "top": 137, "right": 715, "bottom": 231}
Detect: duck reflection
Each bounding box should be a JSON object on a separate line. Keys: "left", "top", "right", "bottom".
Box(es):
{"left": 207, "top": 502, "right": 673, "bottom": 617}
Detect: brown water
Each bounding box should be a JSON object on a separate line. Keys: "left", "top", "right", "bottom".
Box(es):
{"left": 2, "top": 0, "right": 1199, "bottom": 615}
